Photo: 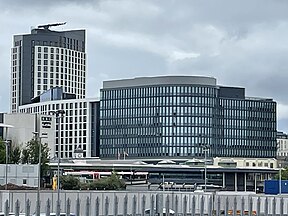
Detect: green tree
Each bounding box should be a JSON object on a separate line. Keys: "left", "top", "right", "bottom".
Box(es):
{"left": 274, "top": 167, "right": 288, "bottom": 180}
{"left": 21, "top": 138, "right": 50, "bottom": 177}
{"left": 0, "top": 139, "right": 6, "bottom": 164}
{"left": 10, "top": 144, "right": 21, "bottom": 164}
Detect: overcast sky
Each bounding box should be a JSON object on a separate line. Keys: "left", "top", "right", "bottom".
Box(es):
{"left": 1, "top": 0, "right": 288, "bottom": 131}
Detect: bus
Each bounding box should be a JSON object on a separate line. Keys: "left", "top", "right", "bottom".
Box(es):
{"left": 63, "top": 171, "right": 148, "bottom": 184}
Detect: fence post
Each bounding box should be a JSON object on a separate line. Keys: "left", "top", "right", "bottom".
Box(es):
{"left": 150, "top": 194, "right": 154, "bottom": 216}
{"left": 200, "top": 195, "right": 204, "bottom": 216}
{"left": 75, "top": 197, "right": 80, "bottom": 216}
{"left": 191, "top": 195, "right": 195, "bottom": 216}
{"left": 165, "top": 195, "right": 170, "bottom": 216}
{"left": 156, "top": 194, "right": 160, "bottom": 215}
{"left": 280, "top": 197, "right": 284, "bottom": 216}
{"left": 183, "top": 195, "right": 187, "bottom": 216}
{"left": 233, "top": 196, "right": 237, "bottom": 216}
{"left": 15, "top": 199, "right": 20, "bottom": 216}
{"left": 241, "top": 197, "right": 244, "bottom": 216}
{"left": 175, "top": 195, "right": 179, "bottom": 216}
{"left": 95, "top": 197, "right": 100, "bottom": 216}
{"left": 208, "top": 195, "right": 213, "bottom": 216}
{"left": 225, "top": 197, "right": 229, "bottom": 216}
{"left": 256, "top": 197, "right": 260, "bottom": 216}
{"left": 46, "top": 198, "right": 51, "bottom": 216}
{"left": 85, "top": 197, "right": 91, "bottom": 216}
{"left": 264, "top": 197, "right": 268, "bottom": 215}
{"left": 272, "top": 197, "right": 276, "bottom": 216}
{"left": 104, "top": 196, "right": 109, "bottom": 216}
{"left": 25, "top": 199, "right": 31, "bottom": 216}
{"left": 123, "top": 195, "right": 128, "bottom": 216}
{"left": 141, "top": 195, "right": 146, "bottom": 216}
{"left": 113, "top": 195, "right": 118, "bottom": 216}
{"left": 248, "top": 197, "right": 252, "bottom": 216}
{"left": 132, "top": 195, "right": 137, "bottom": 216}
{"left": 65, "top": 198, "right": 70, "bottom": 216}
{"left": 216, "top": 196, "right": 221, "bottom": 216}
{"left": 4, "top": 200, "right": 9, "bottom": 216}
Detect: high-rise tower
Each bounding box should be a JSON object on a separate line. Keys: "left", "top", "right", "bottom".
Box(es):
{"left": 11, "top": 23, "right": 86, "bottom": 112}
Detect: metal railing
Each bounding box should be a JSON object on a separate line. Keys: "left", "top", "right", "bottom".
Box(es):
{"left": 1, "top": 191, "right": 288, "bottom": 216}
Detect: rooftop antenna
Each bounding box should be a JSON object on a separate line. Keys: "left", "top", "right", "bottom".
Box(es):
{"left": 37, "top": 22, "right": 67, "bottom": 30}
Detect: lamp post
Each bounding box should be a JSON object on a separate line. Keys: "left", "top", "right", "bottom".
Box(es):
{"left": 33, "top": 131, "right": 48, "bottom": 216}
{"left": 199, "top": 134, "right": 210, "bottom": 192}
{"left": 279, "top": 163, "right": 282, "bottom": 195}
{"left": 49, "top": 110, "right": 65, "bottom": 216}
{"left": 4, "top": 140, "right": 9, "bottom": 191}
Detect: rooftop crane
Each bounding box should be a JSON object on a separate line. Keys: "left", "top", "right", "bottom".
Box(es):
{"left": 37, "top": 22, "right": 67, "bottom": 30}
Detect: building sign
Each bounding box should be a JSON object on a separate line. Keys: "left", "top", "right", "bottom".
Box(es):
{"left": 41, "top": 116, "right": 52, "bottom": 129}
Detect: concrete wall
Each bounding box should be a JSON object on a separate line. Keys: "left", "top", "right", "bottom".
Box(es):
{"left": 0, "top": 164, "right": 38, "bottom": 187}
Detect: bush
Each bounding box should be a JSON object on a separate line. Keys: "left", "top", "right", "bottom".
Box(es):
{"left": 60, "top": 175, "right": 80, "bottom": 190}
{"left": 60, "top": 172, "right": 126, "bottom": 190}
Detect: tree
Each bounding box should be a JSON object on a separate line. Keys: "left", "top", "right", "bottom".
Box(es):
{"left": 0, "top": 139, "right": 6, "bottom": 164}
{"left": 21, "top": 138, "right": 50, "bottom": 177}
{"left": 10, "top": 144, "right": 21, "bottom": 164}
{"left": 274, "top": 167, "right": 288, "bottom": 180}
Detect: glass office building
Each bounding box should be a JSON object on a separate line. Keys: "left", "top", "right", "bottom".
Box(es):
{"left": 100, "top": 76, "right": 277, "bottom": 159}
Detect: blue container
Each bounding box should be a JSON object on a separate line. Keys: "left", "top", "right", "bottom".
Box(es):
{"left": 264, "top": 180, "right": 288, "bottom": 194}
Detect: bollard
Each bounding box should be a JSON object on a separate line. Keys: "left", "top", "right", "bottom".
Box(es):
{"left": 46, "top": 199, "right": 51, "bottom": 216}
{"left": 66, "top": 198, "right": 70, "bottom": 216}
{"left": 85, "top": 197, "right": 91, "bottom": 216}
{"left": 95, "top": 197, "right": 100, "bottom": 216}
{"left": 15, "top": 200, "right": 20, "bottom": 216}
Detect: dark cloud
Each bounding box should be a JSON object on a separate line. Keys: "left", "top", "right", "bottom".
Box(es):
{"left": 0, "top": 0, "right": 288, "bottom": 131}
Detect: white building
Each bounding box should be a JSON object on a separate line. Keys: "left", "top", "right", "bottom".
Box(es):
{"left": 19, "top": 98, "right": 100, "bottom": 159}
{"left": 0, "top": 113, "right": 55, "bottom": 157}
{"left": 277, "top": 131, "right": 288, "bottom": 157}
{"left": 0, "top": 164, "right": 38, "bottom": 187}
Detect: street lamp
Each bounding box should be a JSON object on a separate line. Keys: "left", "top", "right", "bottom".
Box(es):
{"left": 33, "top": 131, "right": 48, "bottom": 216}
{"left": 49, "top": 110, "right": 65, "bottom": 216}
{"left": 199, "top": 134, "right": 210, "bottom": 192}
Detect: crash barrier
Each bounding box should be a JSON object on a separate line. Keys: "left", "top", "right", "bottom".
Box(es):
{"left": 0, "top": 191, "right": 288, "bottom": 215}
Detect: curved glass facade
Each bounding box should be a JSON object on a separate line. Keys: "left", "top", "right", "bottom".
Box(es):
{"left": 100, "top": 76, "right": 276, "bottom": 159}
